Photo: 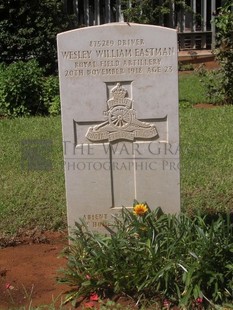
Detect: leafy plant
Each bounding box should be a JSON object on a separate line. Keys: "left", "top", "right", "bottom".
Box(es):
{"left": 178, "top": 62, "right": 194, "bottom": 72}
{"left": 0, "top": 0, "right": 77, "bottom": 74}
{"left": 213, "top": 1, "right": 233, "bottom": 104}
{"left": 0, "top": 62, "right": 61, "bottom": 117}
{"left": 196, "top": 64, "right": 225, "bottom": 105}
{"left": 120, "top": 0, "right": 193, "bottom": 27}
{"left": 42, "top": 76, "right": 60, "bottom": 115}
{"left": 59, "top": 202, "right": 233, "bottom": 308}
{"left": 48, "top": 95, "right": 61, "bottom": 116}
{"left": 197, "top": 1, "right": 233, "bottom": 105}
{"left": 0, "top": 60, "right": 45, "bottom": 116}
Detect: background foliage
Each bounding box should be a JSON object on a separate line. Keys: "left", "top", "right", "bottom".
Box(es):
{"left": 0, "top": 60, "right": 60, "bottom": 117}
{"left": 0, "top": 0, "right": 76, "bottom": 74}
{"left": 214, "top": 0, "right": 233, "bottom": 104}
{"left": 198, "top": 1, "right": 233, "bottom": 105}
{"left": 121, "top": 0, "right": 192, "bottom": 25}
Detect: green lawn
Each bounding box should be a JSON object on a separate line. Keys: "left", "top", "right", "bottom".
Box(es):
{"left": 180, "top": 105, "right": 233, "bottom": 215}
{"left": 179, "top": 72, "right": 212, "bottom": 106}
{"left": 0, "top": 117, "right": 66, "bottom": 235}
{"left": 0, "top": 73, "right": 232, "bottom": 236}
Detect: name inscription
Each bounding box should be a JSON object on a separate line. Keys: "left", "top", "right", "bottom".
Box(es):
{"left": 61, "top": 38, "right": 176, "bottom": 78}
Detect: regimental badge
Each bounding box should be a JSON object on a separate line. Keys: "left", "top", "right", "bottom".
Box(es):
{"left": 86, "top": 83, "right": 158, "bottom": 142}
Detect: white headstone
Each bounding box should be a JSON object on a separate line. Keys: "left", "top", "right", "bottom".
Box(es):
{"left": 57, "top": 23, "right": 180, "bottom": 233}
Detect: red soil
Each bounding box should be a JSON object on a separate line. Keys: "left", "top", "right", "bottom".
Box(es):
{"left": 0, "top": 231, "right": 71, "bottom": 309}
{"left": 0, "top": 232, "right": 137, "bottom": 309}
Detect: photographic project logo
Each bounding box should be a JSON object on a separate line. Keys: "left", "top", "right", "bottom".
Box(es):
{"left": 21, "top": 139, "right": 53, "bottom": 171}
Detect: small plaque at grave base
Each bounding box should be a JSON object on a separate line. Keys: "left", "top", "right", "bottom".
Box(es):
{"left": 57, "top": 23, "right": 180, "bottom": 234}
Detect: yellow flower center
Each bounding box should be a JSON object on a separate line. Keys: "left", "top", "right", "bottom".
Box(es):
{"left": 133, "top": 204, "right": 148, "bottom": 216}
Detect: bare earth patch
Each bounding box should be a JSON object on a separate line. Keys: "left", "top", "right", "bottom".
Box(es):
{"left": 0, "top": 231, "right": 70, "bottom": 309}
{"left": 0, "top": 232, "right": 138, "bottom": 309}
{"left": 193, "top": 103, "right": 217, "bottom": 109}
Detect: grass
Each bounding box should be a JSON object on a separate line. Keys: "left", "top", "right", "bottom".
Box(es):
{"left": 179, "top": 72, "right": 233, "bottom": 214}
{"left": 0, "top": 72, "right": 232, "bottom": 237}
{"left": 180, "top": 105, "right": 233, "bottom": 215}
{"left": 0, "top": 117, "right": 66, "bottom": 235}
{"left": 179, "top": 72, "right": 212, "bottom": 107}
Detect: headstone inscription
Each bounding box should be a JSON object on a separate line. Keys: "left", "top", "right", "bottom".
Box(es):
{"left": 57, "top": 23, "right": 180, "bottom": 233}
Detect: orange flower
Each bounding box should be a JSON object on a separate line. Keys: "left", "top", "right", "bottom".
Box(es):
{"left": 133, "top": 203, "right": 148, "bottom": 216}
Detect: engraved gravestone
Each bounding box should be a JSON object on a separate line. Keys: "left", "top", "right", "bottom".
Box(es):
{"left": 57, "top": 23, "right": 180, "bottom": 233}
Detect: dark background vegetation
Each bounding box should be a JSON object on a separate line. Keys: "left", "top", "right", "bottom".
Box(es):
{"left": 0, "top": 0, "right": 77, "bottom": 74}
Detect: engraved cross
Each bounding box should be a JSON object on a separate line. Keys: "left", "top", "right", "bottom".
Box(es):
{"left": 73, "top": 82, "right": 167, "bottom": 209}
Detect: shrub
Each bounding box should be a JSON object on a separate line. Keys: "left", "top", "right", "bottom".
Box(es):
{"left": 0, "top": 60, "right": 45, "bottom": 117}
{"left": 0, "top": 0, "right": 76, "bottom": 74}
{"left": 197, "top": 65, "right": 225, "bottom": 105}
{"left": 120, "top": 0, "right": 193, "bottom": 26}
{"left": 0, "top": 60, "right": 61, "bottom": 117}
{"left": 198, "top": 1, "right": 233, "bottom": 105}
{"left": 60, "top": 202, "right": 233, "bottom": 308}
{"left": 42, "top": 75, "right": 61, "bottom": 116}
{"left": 214, "top": 1, "right": 233, "bottom": 104}
{"left": 48, "top": 95, "right": 61, "bottom": 116}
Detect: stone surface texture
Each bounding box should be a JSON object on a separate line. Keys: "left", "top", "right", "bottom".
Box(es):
{"left": 57, "top": 23, "right": 180, "bottom": 233}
